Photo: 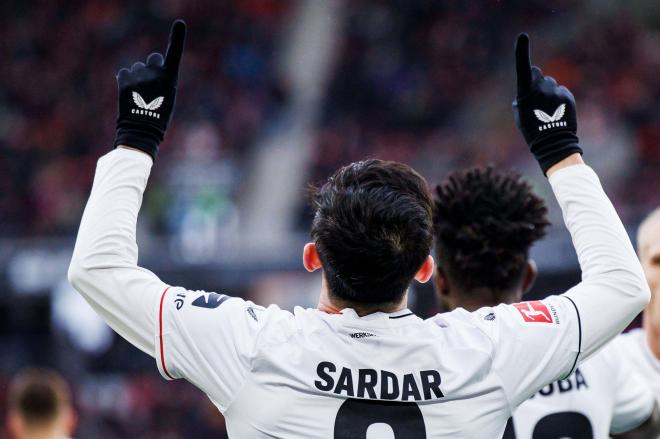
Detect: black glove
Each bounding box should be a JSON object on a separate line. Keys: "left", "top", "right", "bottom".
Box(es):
{"left": 513, "top": 33, "right": 582, "bottom": 174}
{"left": 113, "top": 20, "right": 187, "bottom": 160}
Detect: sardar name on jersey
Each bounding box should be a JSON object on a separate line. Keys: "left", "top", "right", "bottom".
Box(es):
{"left": 315, "top": 361, "right": 444, "bottom": 401}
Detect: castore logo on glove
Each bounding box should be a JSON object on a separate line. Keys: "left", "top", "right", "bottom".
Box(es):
{"left": 132, "top": 91, "right": 164, "bottom": 118}
{"left": 534, "top": 104, "right": 566, "bottom": 131}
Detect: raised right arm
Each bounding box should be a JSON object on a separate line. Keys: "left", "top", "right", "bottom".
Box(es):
{"left": 486, "top": 35, "right": 650, "bottom": 407}
{"left": 548, "top": 155, "right": 649, "bottom": 360}
{"left": 513, "top": 33, "right": 649, "bottom": 360}
{"left": 479, "top": 152, "right": 649, "bottom": 408}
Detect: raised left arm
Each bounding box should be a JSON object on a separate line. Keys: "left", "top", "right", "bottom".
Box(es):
{"left": 68, "top": 148, "right": 166, "bottom": 355}
{"left": 68, "top": 20, "right": 187, "bottom": 356}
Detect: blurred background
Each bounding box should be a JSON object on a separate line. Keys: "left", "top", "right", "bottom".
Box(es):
{"left": 0, "top": 0, "right": 659, "bottom": 437}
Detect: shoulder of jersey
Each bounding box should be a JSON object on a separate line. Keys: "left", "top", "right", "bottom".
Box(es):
{"left": 425, "top": 308, "right": 496, "bottom": 354}
{"left": 426, "top": 307, "right": 494, "bottom": 329}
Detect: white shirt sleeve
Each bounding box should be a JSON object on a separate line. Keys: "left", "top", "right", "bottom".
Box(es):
{"left": 470, "top": 165, "right": 649, "bottom": 408}
{"left": 549, "top": 165, "right": 649, "bottom": 362}
{"left": 68, "top": 149, "right": 167, "bottom": 356}
{"left": 68, "top": 149, "right": 271, "bottom": 409}
{"left": 155, "top": 287, "right": 270, "bottom": 411}
{"left": 604, "top": 342, "right": 656, "bottom": 434}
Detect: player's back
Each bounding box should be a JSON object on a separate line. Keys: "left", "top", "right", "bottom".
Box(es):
{"left": 156, "top": 291, "right": 582, "bottom": 438}
{"left": 504, "top": 341, "right": 655, "bottom": 438}
{"left": 227, "top": 306, "right": 508, "bottom": 438}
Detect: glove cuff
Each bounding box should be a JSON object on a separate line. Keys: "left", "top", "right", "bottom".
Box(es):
{"left": 113, "top": 122, "right": 163, "bottom": 161}
{"left": 531, "top": 134, "right": 583, "bottom": 174}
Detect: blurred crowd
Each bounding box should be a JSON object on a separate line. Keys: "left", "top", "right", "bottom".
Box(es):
{"left": 312, "top": 1, "right": 660, "bottom": 223}
{"left": 0, "top": 0, "right": 289, "bottom": 237}
{"left": 1, "top": 1, "right": 658, "bottom": 237}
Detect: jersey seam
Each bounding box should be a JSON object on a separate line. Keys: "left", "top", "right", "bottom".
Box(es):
{"left": 562, "top": 296, "right": 582, "bottom": 379}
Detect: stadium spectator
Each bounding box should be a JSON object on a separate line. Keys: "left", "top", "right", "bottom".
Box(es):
{"left": 6, "top": 368, "right": 76, "bottom": 439}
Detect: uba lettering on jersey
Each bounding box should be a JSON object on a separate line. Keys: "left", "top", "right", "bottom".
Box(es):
{"left": 314, "top": 361, "right": 443, "bottom": 402}
{"left": 512, "top": 301, "right": 558, "bottom": 324}
{"left": 531, "top": 368, "right": 588, "bottom": 398}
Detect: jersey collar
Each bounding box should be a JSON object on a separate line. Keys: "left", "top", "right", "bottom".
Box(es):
{"left": 318, "top": 307, "right": 418, "bottom": 327}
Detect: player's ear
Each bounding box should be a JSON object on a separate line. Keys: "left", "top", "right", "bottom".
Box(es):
{"left": 522, "top": 259, "right": 538, "bottom": 294}
{"left": 303, "top": 242, "right": 322, "bottom": 272}
{"left": 414, "top": 255, "right": 435, "bottom": 283}
{"left": 63, "top": 407, "right": 77, "bottom": 435}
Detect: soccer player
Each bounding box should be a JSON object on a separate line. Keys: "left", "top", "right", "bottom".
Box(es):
{"left": 432, "top": 167, "right": 659, "bottom": 439}
{"left": 7, "top": 368, "right": 76, "bottom": 439}
{"left": 615, "top": 208, "right": 660, "bottom": 400}
{"left": 68, "top": 22, "right": 649, "bottom": 437}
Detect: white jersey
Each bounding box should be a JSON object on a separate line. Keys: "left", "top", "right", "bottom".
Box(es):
{"left": 69, "top": 149, "right": 650, "bottom": 438}
{"left": 615, "top": 328, "right": 660, "bottom": 402}
{"left": 505, "top": 342, "right": 655, "bottom": 438}
{"left": 157, "top": 290, "right": 580, "bottom": 437}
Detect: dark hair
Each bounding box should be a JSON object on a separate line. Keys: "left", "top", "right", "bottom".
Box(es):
{"left": 433, "top": 167, "right": 549, "bottom": 292}
{"left": 310, "top": 159, "right": 433, "bottom": 305}
{"left": 8, "top": 368, "right": 71, "bottom": 426}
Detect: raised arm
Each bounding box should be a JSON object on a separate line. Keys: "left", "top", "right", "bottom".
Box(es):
{"left": 513, "top": 33, "right": 650, "bottom": 360}
{"left": 68, "top": 21, "right": 187, "bottom": 356}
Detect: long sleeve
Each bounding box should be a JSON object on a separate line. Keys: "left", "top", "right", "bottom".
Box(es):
{"left": 550, "top": 164, "right": 650, "bottom": 360}
{"left": 68, "top": 148, "right": 167, "bottom": 357}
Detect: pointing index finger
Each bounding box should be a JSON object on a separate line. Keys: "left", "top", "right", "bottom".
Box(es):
{"left": 164, "top": 19, "right": 187, "bottom": 80}
{"left": 515, "top": 33, "right": 532, "bottom": 95}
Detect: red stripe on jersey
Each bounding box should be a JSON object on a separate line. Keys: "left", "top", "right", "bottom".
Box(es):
{"left": 159, "top": 286, "right": 175, "bottom": 380}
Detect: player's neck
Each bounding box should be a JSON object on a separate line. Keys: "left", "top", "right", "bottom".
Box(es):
{"left": 317, "top": 283, "right": 408, "bottom": 317}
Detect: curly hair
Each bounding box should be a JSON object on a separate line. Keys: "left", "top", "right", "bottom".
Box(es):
{"left": 310, "top": 159, "right": 433, "bottom": 305}
{"left": 433, "top": 167, "right": 550, "bottom": 292}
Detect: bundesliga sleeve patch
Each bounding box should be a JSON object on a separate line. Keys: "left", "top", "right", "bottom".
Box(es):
{"left": 512, "top": 300, "right": 558, "bottom": 324}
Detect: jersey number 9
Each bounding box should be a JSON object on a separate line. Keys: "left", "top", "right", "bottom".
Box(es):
{"left": 334, "top": 399, "right": 426, "bottom": 438}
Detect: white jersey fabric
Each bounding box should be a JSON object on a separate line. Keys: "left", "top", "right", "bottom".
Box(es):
{"left": 505, "top": 342, "right": 655, "bottom": 438}
{"left": 157, "top": 290, "right": 580, "bottom": 437}
{"left": 615, "top": 328, "right": 660, "bottom": 402}
{"left": 69, "top": 149, "right": 650, "bottom": 438}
